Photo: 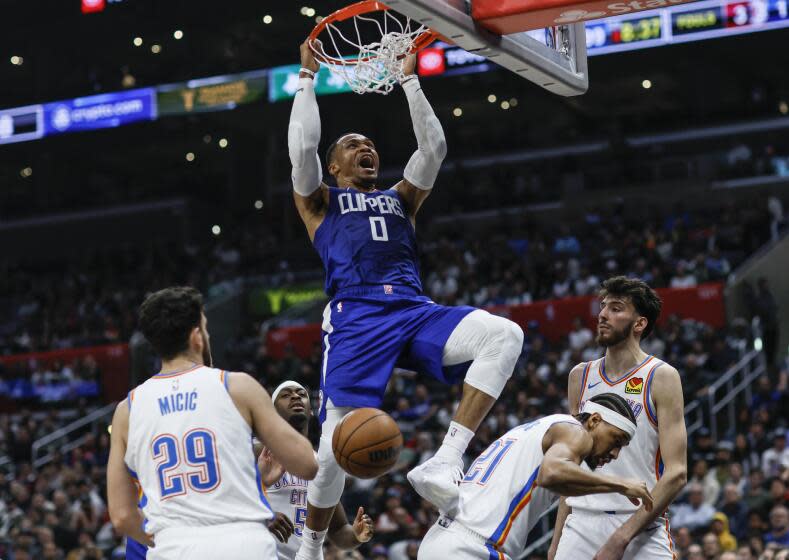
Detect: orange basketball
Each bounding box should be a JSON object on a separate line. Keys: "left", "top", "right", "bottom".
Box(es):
{"left": 332, "top": 408, "right": 403, "bottom": 479}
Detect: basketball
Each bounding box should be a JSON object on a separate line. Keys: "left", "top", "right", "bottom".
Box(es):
{"left": 332, "top": 408, "right": 403, "bottom": 479}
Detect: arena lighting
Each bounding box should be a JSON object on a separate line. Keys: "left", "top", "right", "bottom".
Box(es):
{"left": 203, "top": 134, "right": 212, "bottom": 143}
{"left": 780, "top": 101, "right": 788, "bottom": 115}
{"left": 211, "top": 225, "right": 221, "bottom": 236}
{"left": 254, "top": 200, "right": 264, "bottom": 210}
{"left": 185, "top": 152, "right": 195, "bottom": 162}
{"left": 642, "top": 79, "right": 653, "bottom": 89}
{"left": 510, "top": 98, "right": 519, "bottom": 107}
{"left": 218, "top": 137, "right": 228, "bottom": 148}
{"left": 81, "top": 0, "right": 105, "bottom": 14}
{"left": 20, "top": 167, "right": 32, "bottom": 178}
{"left": 452, "top": 107, "right": 462, "bottom": 117}
{"left": 173, "top": 30, "right": 184, "bottom": 40}
{"left": 500, "top": 100, "right": 511, "bottom": 110}
{"left": 263, "top": 15, "right": 273, "bottom": 24}
{"left": 487, "top": 94, "right": 496, "bottom": 103}
{"left": 151, "top": 44, "right": 162, "bottom": 54}
{"left": 754, "top": 338, "right": 763, "bottom": 351}
{"left": 306, "top": 7, "right": 316, "bottom": 17}
{"left": 10, "top": 56, "right": 23, "bottom": 66}
{"left": 133, "top": 37, "right": 143, "bottom": 47}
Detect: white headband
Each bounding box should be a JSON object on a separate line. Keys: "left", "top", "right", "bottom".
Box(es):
{"left": 271, "top": 381, "right": 309, "bottom": 404}
{"left": 581, "top": 400, "right": 637, "bottom": 438}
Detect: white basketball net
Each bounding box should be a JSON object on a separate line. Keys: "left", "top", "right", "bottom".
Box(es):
{"left": 311, "top": 10, "right": 431, "bottom": 95}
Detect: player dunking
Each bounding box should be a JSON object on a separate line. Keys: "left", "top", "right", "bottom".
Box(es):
{"left": 260, "top": 380, "right": 374, "bottom": 559}
{"left": 107, "top": 287, "right": 318, "bottom": 559}
{"left": 419, "top": 393, "right": 654, "bottom": 560}
{"left": 288, "top": 40, "right": 524, "bottom": 559}
{"left": 549, "top": 276, "right": 688, "bottom": 560}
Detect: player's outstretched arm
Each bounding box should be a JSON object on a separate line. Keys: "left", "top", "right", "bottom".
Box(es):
{"left": 290, "top": 39, "right": 329, "bottom": 241}
{"left": 327, "top": 505, "right": 374, "bottom": 549}
{"left": 594, "top": 365, "right": 687, "bottom": 560}
{"left": 536, "top": 423, "right": 653, "bottom": 510}
{"left": 106, "top": 401, "right": 155, "bottom": 548}
{"left": 394, "top": 53, "right": 447, "bottom": 220}
{"left": 548, "top": 362, "right": 585, "bottom": 559}
{"left": 228, "top": 372, "right": 318, "bottom": 480}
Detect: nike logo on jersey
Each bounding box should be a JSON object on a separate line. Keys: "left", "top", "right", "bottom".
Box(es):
{"left": 587, "top": 381, "right": 602, "bottom": 390}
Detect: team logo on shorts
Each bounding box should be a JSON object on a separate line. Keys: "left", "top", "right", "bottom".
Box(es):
{"left": 625, "top": 377, "right": 644, "bottom": 394}
{"left": 384, "top": 284, "right": 393, "bottom": 295}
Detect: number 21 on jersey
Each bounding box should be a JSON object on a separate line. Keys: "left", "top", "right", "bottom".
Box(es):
{"left": 462, "top": 438, "right": 516, "bottom": 486}
{"left": 152, "top": 428, "right": 221, "bottom": 499}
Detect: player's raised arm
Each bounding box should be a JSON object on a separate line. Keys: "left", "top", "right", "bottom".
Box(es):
{"left": 594, "top": 365, "right": 688, "bottom": 560}
{"left": 536, "top": 422, "right": 653, "bottom": 510}
{"left": 394, "top": 53, "right": 447, "bottom": 219}
{"left": 228, "top": 372, "right": 318, "bottom": 480}
{"left": 289, "top": 39, "right": 329, "bottom": 240}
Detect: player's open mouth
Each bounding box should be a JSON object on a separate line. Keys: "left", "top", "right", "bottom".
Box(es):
{"left": 358, "top": 154, "right": 375, "bottom": 170}
{"left": 290, "top": 403, "right": 305, "bottom": 412}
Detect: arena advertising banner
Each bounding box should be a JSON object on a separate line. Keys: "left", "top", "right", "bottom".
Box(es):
{"left": 156, "top": 70, "right": 268, "bottom": 116}
{"left": 42, "top": 88, "right": 156, "bottom": 136}
{"left": 0, "top": 343, "right": 129, "bottom": 410}
{"left": 248, "top": 283, "right": 326, "bottom": 316}
{"left": 265, "top": 282, "right": 727, "bottom": 359}
{"left": 268, "top": 63, "right": 353, "bottom": 102}
{"left": 0, "top": 104, "right": 44, "bottom": 145}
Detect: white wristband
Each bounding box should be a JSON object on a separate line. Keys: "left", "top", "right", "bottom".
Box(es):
{"left": 299, "top": 67, "right": 316, "bottom": 78}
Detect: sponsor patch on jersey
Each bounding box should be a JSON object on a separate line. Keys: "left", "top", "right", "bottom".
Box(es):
{"left": 625, "top": 377, "right": 644, "bottom": 394}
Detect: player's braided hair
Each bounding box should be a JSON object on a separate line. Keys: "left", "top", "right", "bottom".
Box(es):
{"left": 599, "top": 276, "right": 662, "bottom": 338}
{"left": 138, "top": 286, "right": 204, "bottom": 360}
{"left": 574, "top": 393, "right": 637, "bottom": 425}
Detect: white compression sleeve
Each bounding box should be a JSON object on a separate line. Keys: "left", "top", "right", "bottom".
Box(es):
{"left": 288, "top": 77, "right": 323, "bottom": 196}
{"left": 401, "top": 77, "right": 447, "bottom": 190}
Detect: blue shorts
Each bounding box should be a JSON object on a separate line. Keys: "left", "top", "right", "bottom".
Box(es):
{"left": 318, "top": 285, "right": 475, "bottom": 422}
{"left": 126, "top": 538, "right": 147, "bottom": 559}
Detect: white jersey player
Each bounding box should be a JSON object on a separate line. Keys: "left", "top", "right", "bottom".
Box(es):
{"left": 550, "top": 276, "right": 688, "bottom": 560}
{"left": 260, "top": 381, "right": 374, "bottom": 560}
{"left": 107, "top": 287, "right": 318, "bottom": 560}
{"left": 418, "top": 394, "right": 655, "bottom": 560}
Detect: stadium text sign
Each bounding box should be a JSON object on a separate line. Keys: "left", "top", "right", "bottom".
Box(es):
{"left": 156, "top": 70, "right": 268, "bottom": 116}
{"left": 43, "top": 88, "right": 156, "bottom": 136}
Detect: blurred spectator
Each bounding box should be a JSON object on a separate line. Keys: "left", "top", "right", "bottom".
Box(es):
{"left": 712, "top": 512, "right": 739, "bottom": 552}
{"left": 765, "top": 506, "right": 789, "bottom": 547}
{"left": 761, "top": 432, "right": 789, "bottom": 477}
{"left": 674, "top": 483, "right": 717, "bottom": 533}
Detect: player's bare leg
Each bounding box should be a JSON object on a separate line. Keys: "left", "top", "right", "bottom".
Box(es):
{"left": 408, "top": 310, "right": 524, "bottom": 513}
{"left": 453, "top": 384, "right": 497, "bottom": 430}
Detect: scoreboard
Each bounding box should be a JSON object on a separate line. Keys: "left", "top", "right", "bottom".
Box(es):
{"left": 586, "top": 0, "right": 789, "bottom": 53}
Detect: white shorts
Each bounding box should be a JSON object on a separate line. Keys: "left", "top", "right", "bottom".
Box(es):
{"left": 418, "top": 518, "right": 510, "bottom": 560}
{"left": 554, "top": 510, "right": 676, "bottom": 560}
{"left": 148, "top": 522, "right": 278, "bottom": 560}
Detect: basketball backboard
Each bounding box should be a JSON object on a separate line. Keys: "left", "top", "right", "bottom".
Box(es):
{"left": 386, "top": 0, "right": 589, "bottom": 96}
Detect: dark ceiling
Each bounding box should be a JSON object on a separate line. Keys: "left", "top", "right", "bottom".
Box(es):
{"left": 0, "top": 1, "right": 787, "bottom": 224}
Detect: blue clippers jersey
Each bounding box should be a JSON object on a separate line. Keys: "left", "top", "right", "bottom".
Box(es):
{"left": 313, "top": 186, "right": 422, "bottom": 297}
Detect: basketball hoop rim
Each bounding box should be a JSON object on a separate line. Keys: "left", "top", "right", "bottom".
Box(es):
{"left": 308, "top": 0, "right": 439, "bottom": 66}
